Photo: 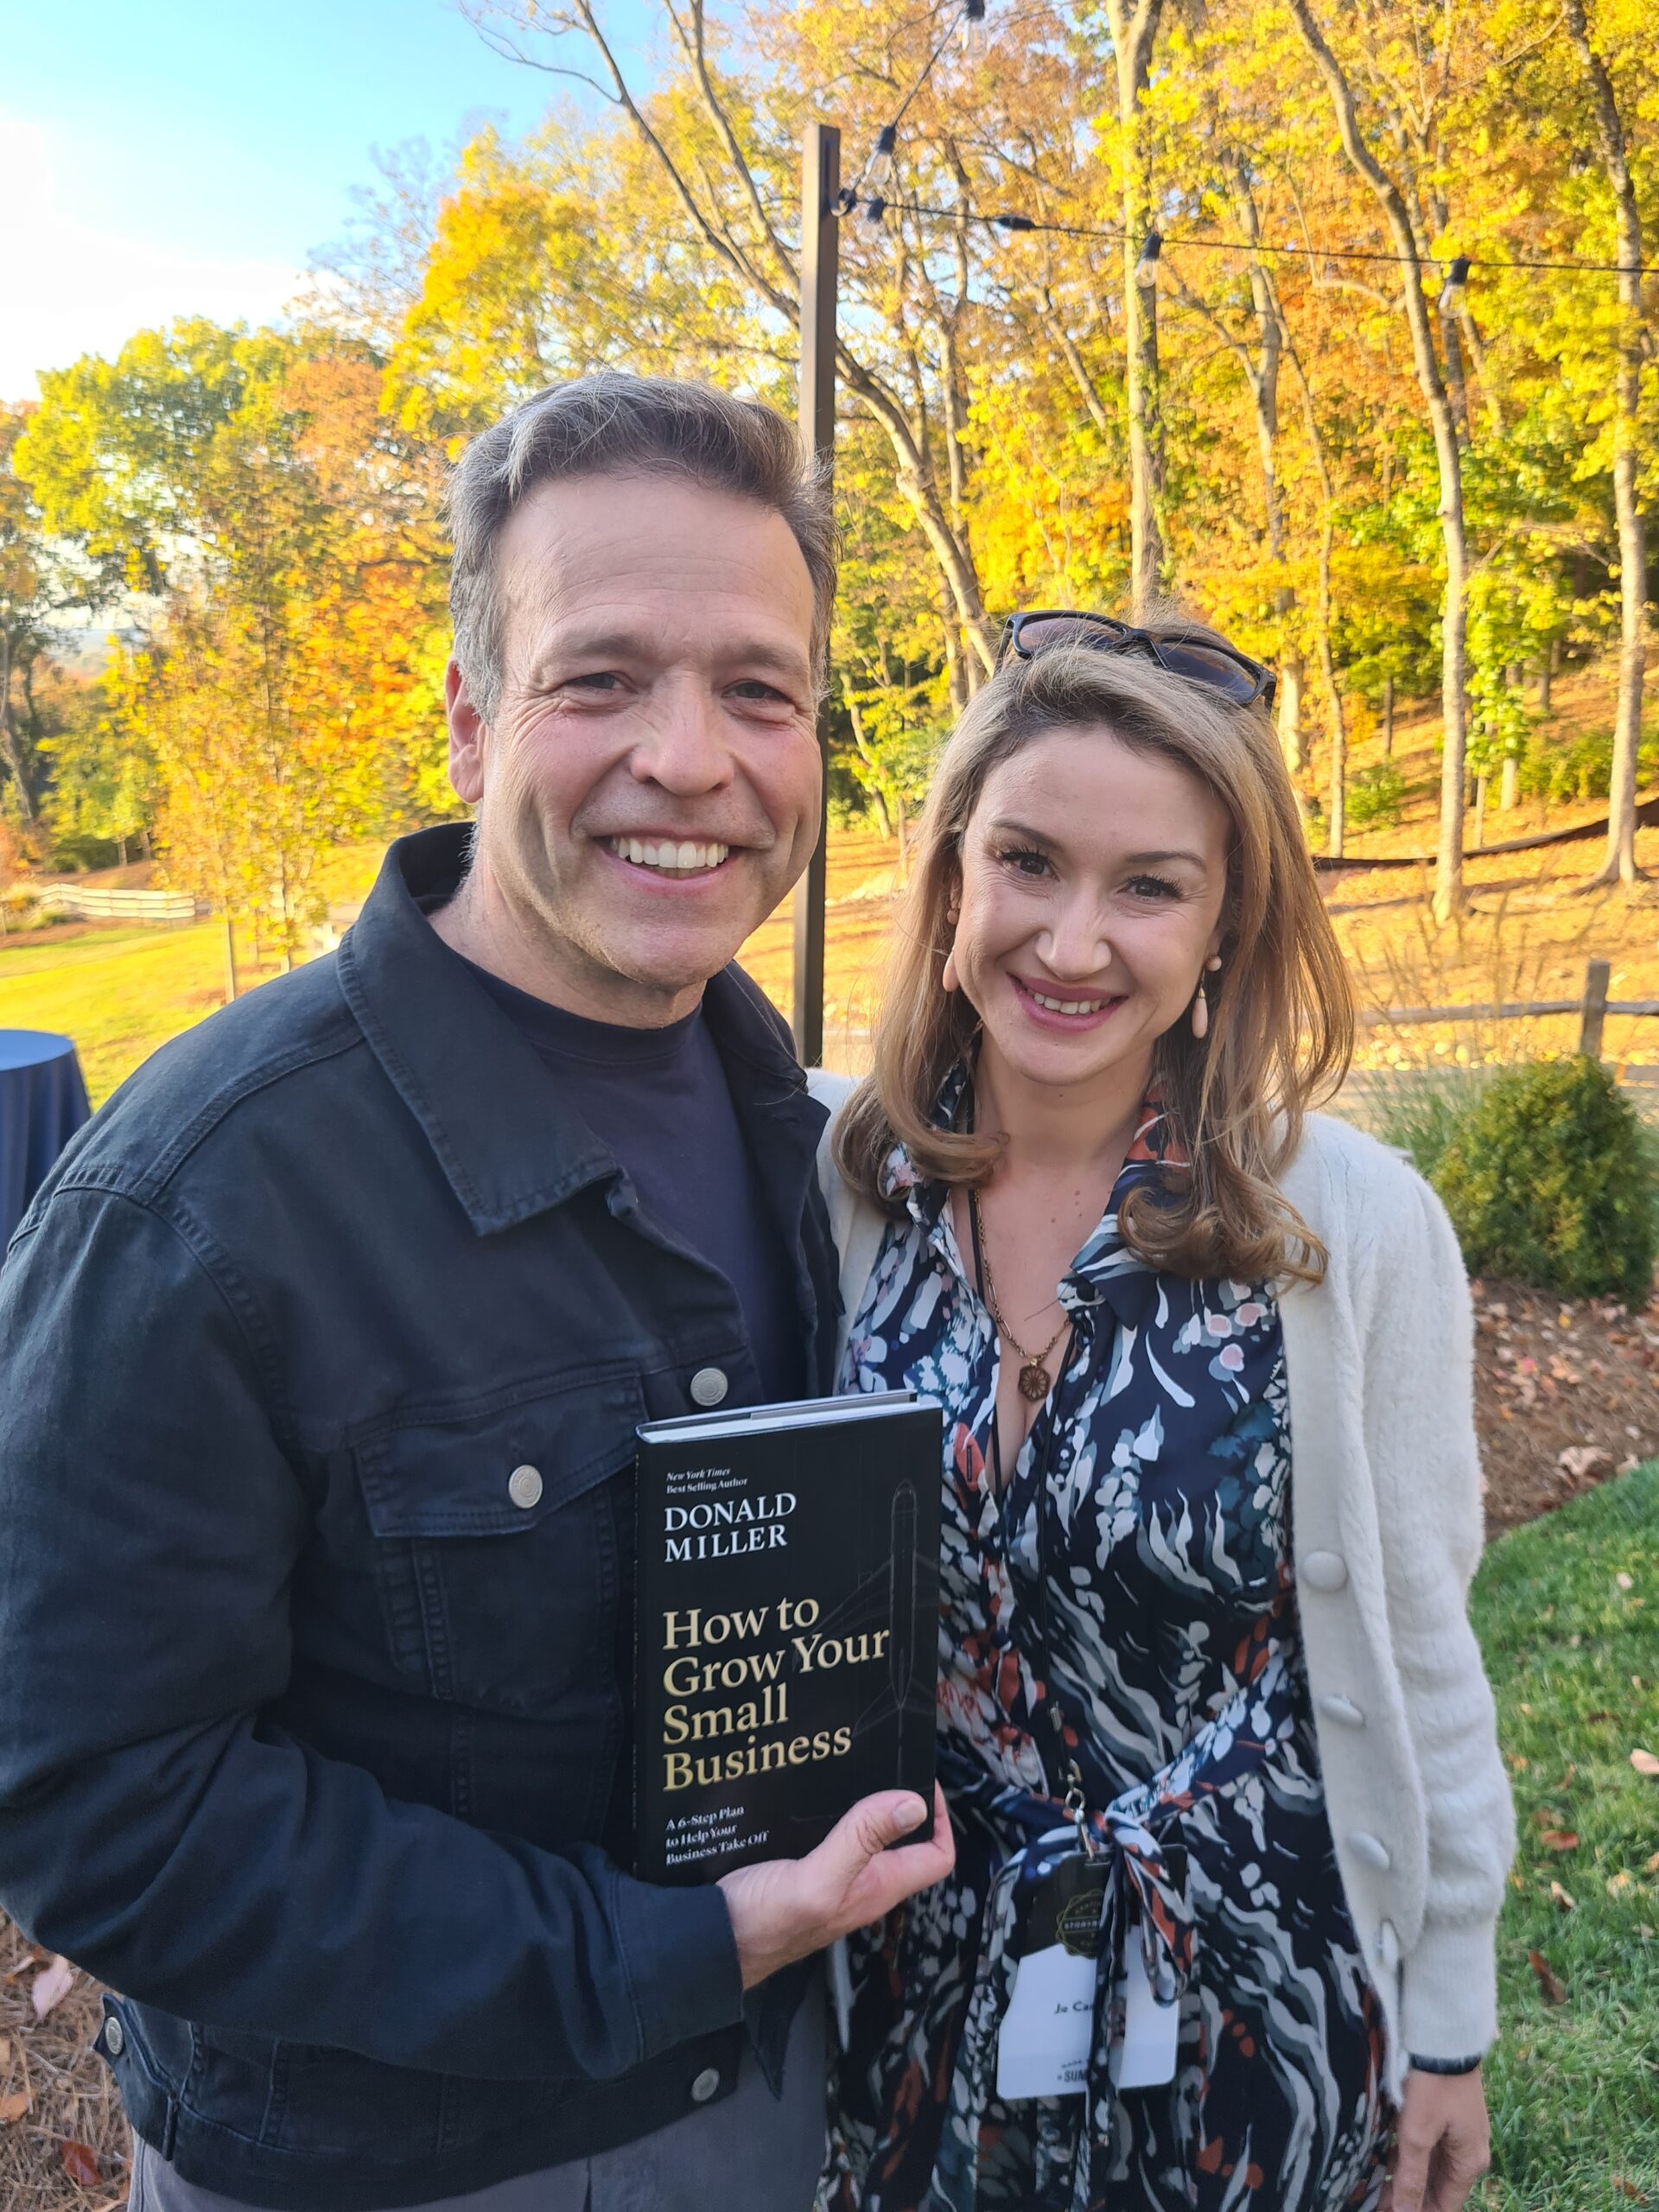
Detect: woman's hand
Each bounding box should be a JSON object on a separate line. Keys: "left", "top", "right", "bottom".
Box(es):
{"left": 717, "top": 1783, "right": 955, "bottom": 1989}
{"left": 1382, "top": 2067, "right": 1491, "bottom": 2212}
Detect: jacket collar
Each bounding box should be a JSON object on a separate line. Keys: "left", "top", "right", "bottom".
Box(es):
{"left": 337, "top": 823, "right": 813, "bottom": 1237}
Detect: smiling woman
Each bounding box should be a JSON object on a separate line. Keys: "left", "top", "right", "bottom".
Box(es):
{"left": 817, "top": 622, "right": 1514, "bottom": 2212}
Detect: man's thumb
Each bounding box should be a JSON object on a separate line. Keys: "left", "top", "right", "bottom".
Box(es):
{"left": 830, "top": 1790, "right": 929, "bottom": 1873}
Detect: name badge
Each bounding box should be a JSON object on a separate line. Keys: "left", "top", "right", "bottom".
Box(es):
{"left": 995, "top": 1858, "right": 1108, "bottom": 2102}
{"left": 1116, "top": 1932, "right": 1180, "bottom": 2089}
{"left": 995, "top": 1854, "right": 1181, "bottom": 2101}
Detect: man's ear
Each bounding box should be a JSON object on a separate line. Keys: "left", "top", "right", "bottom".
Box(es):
{"left": 445, "top": 659, "right": 488, "bottom": 806}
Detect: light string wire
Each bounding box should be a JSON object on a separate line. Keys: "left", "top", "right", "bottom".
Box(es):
{"left": 852, "top": 195, "right": 1656, "bottom": 279}
{"left": 838, "top": 3, "right": 974, "bottom": 206}
{"left": 837, "top": 4, "right": 1656, "bottom": 282}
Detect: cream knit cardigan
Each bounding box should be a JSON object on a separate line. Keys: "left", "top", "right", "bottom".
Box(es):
{"left": 807, "top": 1076, "right": 1516, "bottom": 2098}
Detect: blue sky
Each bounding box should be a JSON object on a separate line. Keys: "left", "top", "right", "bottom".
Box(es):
{"left": 0, "top": 0, "right": 655, "bottom": 400}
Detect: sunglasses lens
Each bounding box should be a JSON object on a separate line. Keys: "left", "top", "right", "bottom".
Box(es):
{"left": 1014, "top": 614, "right": 1127, "bottom": 655}
{"left": 1157, "top": 643, "right": 1262, "bottom": 702}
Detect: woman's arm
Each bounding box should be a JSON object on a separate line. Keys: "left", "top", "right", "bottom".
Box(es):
{"left": 1351, "top": 1149, "right": 1516, "bottom": 2062}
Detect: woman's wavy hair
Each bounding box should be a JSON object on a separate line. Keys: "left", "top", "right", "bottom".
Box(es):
{"left": 834, "top": 621, "right": 1355, "bottom": 1285}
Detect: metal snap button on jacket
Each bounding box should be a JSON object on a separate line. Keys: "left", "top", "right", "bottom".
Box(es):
{"left": 1349, "top": 1831, "right": 1392, "bottom": 1872}
{"left": 104, "top": 2016, "right": 126, "bottom": 2057}
{"left": 507, "top": 1465, "right": 543, "bottom": 1510}
{"left": 690, "top": 2066, "right": 721, "bottom": 2104}
{"left": 1300, "top": 1549, "right": 1349, "bottom": 1592}
{"left": 690, "top": 1367, "right": 728, "bottom": 1408}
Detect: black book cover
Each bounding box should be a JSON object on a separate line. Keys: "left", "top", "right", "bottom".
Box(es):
{"left": 633, "top": 1389, "right": 942, "bottom": 1885}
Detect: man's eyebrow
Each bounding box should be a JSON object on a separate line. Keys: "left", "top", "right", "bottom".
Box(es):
{"left": 984, "top": 819, "right": 1208, "bottom": 868}
{"left": 530, "top": 629, "right": 812, "bottom": 687}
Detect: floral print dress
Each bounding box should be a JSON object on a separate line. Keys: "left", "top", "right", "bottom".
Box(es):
{"left": 819, "top": 1076, "right": 1391, "bottom": 2212}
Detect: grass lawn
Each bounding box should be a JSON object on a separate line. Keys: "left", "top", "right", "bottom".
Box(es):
{"left": 1473, "top": 1462, "right": 1659, "bottom": 2206}
{"left": 0, "top": 922, "right": 233, "bottom": 1107}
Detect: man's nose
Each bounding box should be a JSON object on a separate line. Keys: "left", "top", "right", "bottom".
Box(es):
{"left": 629, "top": 679, "right": 735, "bottom": 796}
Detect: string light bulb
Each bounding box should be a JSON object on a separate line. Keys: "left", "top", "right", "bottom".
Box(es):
{"left": 867, "top": 124, "right": 897, "bottom": 190}
{"left": 1134, "top": 229, "right": 1164, "bottom": 287}
{"left": 1437, "top": 254, "right": 1471, "bottom": 313}
{"left": 961, "top": 0, "right": 991, "bottom": 48}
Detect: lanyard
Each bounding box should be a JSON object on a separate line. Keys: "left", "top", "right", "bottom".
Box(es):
{"left": 963, "top": 1166, "right": 1097, "bottom": 1859}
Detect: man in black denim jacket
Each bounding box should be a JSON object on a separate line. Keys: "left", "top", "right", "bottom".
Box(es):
{"left": 0, "top": 376, "right": 951, "bottom": 2212}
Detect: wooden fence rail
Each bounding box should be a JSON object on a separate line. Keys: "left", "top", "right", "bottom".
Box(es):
{"left": 23, "top": 886, "right": 201, "bottom": 925}
{"left": 1363, "top": 958, "right": 1657, "bottom": 1058}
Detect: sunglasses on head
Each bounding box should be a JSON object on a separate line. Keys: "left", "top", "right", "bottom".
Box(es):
{"left": 995, "top": 609, "right": 1277, "bottom": 709}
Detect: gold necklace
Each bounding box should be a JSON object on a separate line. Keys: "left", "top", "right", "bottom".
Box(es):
{"left": 968, "top": 1187, "right": 1068, "bottom": 1402}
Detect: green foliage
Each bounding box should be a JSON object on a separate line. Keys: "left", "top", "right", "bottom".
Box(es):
{"left": 1470, "top": 1463, "right": 1659, "bottom": 2208}
{"left": 1365, "top": 1065, "right": 1488, "bottom": 1181}
{"left": 1432, "top": 1057, "right": 1657, "bottom": 1302}
{"left": 1344, "top": 760, "right": 1409, "bottom": 830}
{"left": 1516, "top": 718, "right": 1659, "bottom": 805}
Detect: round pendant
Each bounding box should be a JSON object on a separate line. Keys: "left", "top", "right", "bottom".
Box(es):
{"left": 1018, "top": 1359, "right": 1050, "bottom": 1402}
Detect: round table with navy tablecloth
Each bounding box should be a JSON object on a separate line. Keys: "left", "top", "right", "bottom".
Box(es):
{"left": 0, "top": 1031, "right": 92, "bottom": 1251}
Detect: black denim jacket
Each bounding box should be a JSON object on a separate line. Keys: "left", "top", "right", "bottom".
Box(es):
{"left": 0, "top": 826, "right": 838, "bottom": 2209}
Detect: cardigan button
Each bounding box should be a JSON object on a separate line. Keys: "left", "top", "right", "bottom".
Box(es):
{"left": 690, "top": 2066, "right": 722, "bottom": 2104}
{"left": 1349, "top": 1831, "right": 1392, "bottom": 1872}
{"left": 1376, "top": 1918, "right": 1402, "bottom": 1971}
{"left": 1300, "top": 1549, "right": 1349, "bottom": 1592}
{"left": 1317, "top": 1693, "right": 1365, "bottom": 1728}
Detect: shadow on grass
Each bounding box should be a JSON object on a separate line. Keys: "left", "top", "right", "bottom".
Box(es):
{"left": 1471, "top": 1461, "right": 1659, "bottom": 2207}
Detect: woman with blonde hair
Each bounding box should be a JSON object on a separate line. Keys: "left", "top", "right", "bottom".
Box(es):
{"left": 814, "top": 613, "right": 1514, "bottom": 2212}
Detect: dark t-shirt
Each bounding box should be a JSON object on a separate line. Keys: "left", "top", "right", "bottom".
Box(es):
{"left": 461, "top": 962, "right": 804, "bottom": 1404}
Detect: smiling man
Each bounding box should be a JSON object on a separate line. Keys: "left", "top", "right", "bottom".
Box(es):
{"left": 0, "top": 376, "right": 951, "bottom": 2212}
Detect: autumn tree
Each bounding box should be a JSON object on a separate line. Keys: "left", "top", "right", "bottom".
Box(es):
{"left": 19, "top": 325, "right": 448, "bottom": 962}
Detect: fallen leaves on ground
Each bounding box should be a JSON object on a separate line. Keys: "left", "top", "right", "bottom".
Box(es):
{"left": 1549, "top": 1879, "right": 1577, "bottom": 1910}
{"left": 57, "top": 2142, "right": 98, "bottom": 2189}
{"left": 1630, "top": 1748, "right": 1659, "bottom": 1777}
{"left": 29, "top": 1961, "right": 74, "bottom": 2024}
{"left": 0, "top": 2093, "right": 29, "bottom": 2126}
{"left": 1528, "top": 1948, "right": 1568, "bottom": 2005}
{"left": 1539, "top": 1829, "right": 1580, "bottom": 1852}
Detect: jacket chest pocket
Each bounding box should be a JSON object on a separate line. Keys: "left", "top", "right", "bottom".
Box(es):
{"left": 353, "top": 1375, "right": 644, "bottom": 1714}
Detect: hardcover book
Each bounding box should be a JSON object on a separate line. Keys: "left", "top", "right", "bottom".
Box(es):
{"left": 633, "top": 1389, "right": 943, "bottom": 1885}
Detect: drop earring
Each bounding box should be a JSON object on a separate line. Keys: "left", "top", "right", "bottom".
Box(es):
{"left": 1191, "top": 953, "right": 1223, "bottom": 1040}
{"left": 943, "top": 900, "right": 961, "bottom": 994}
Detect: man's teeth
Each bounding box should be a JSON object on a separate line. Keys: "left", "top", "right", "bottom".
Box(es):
{"left": 609, "top": 838, "right": 730, "bottom": 871}
{"left": 1030, "top": 988, "right": 1109, "bottom": 1015}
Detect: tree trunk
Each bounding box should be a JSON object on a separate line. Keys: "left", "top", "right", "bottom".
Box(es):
{"left": 1106, "top": 0, "right": 1167, "bottom": 608}
{"left": 1473, "top": 773, "right": 1488, "bottom": 849}
{"left": 223, "top": 916, "right": 239, "bottom": 1005}
{"left": 1501, "top": 752, "right": 1519, "bottom": 811}
{"left": 1287, "top": 0, "right": 1471, "bottom": 920}
{"left": 0, "top": 630, "right": 38, "bottom": 824}
{"left": 1313, "top": 480, "right": 1347, "bottom": 856}
{"left": 1278, "top": 655, "right": 1306, "bottom": 776}
{"left": 1382, "top": 676, "right": 1395, "bottom": 759}
{"left": 1564, "top": 0, "right": 1647, "bottom": 887}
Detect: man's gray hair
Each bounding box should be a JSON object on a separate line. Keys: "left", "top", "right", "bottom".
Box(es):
{"left": 447, "top": 372, "right": 836, "bottom": 721}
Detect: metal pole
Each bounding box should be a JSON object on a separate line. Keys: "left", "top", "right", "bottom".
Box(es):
{"left": 791, "top": 121, "right": 840, "bottom": 1067}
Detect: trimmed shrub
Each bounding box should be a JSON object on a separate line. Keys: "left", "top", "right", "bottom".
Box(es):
{"left": 1432, "top": 1057, "right": 1656, "bottom": 1304}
